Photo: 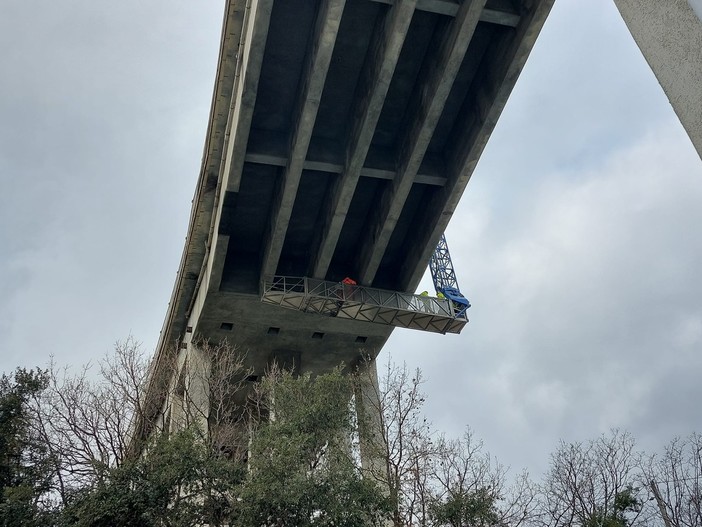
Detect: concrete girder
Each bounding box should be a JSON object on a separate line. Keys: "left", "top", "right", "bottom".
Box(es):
{"left": 220, "top": 0, "right": 274, "bottom": 195}
{"left": 244, "top": 152, "right": 447, "bottom": 186}
{"left": 399, "top": 0, "right": 556, "bottom": 291}
{"left": 370, "top": 0, "right": 520, "bottom": 26}
{"left": 357, "top": 0, "right": 488, "bottom": 286}
{"left": 162, "top": 2, "right": 246, "bottom": 352}
{"left": 243, "top": 129, "right": 447, "bottom": 186}
{"left": 311, "top": 0, "right": 418, "bottom": 281}
{"left": 207, "top": 235, "right": 229, "bottom": 293}
{"left": 261, "top": 0, "right": 347, "bottom": 280}
{"left": 205, "top": 0, "right": 272, "bottom": 301}
{"left": 137, "top": 1, "right": 247, "bottom": 454}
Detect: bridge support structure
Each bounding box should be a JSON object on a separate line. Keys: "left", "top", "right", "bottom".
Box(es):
{"left": 133, "top": 0, "right": 555, "bottom": 456}
{"left": 614, "top": 0, "right": 702, "bottom": 160}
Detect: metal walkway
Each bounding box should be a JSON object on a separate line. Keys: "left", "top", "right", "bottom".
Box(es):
{"left": 261, "top": 277, "right": 468, "bottom": 334}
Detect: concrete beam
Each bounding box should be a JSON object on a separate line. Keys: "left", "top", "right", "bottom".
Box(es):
{"left": 370, "top": 0, "right": 520, "bottom": 26}
{"left": 358, "top": 0, "right": 487, "bottom": 286}
{"left": 244, "top": 131, "right": 447, "bottom": 186}
{"left": 400, "top": 0, "right": 555, "bottom": 291}
{"left": 220, "top": 0, "right": 274, "bottom": 195}
{"left": 245, "top": 152, "right": 447, "bottom": 186}
{"left": 207, "top": 235, "right": 229, "bottom": 293}
{"left": 312, "top": 0, "right": 418, "bottom": 280}
{"left": 164, "top": 2, "right": 247, "bottom": 351}
{"left": 205, "top": 0, "right": 272, "bottom": 310}
{"left": 260, "top": 0, "right": 346, "bottom": 279}
{"left": 134, "top": 0, "right": 247, "bottom": 457}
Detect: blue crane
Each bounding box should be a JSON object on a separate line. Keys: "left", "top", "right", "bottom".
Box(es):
{"left": 429, "top": 234, "right": 471, "bottom": 318}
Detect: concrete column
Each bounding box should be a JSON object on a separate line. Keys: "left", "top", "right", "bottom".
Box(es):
{"left": 185, "top": 343, "right": 211, "bottom": 435}
{"left": 354, "top": 358, "right": 388, "bottom": 483}
{"left": 168, "top": 383, "right": 186, "bottom": 433}
{"left": 614, "top": 0, "right": 702, "bottom": 160}
{"left": 354, "top": 358, "right": 394, "bottom": 527}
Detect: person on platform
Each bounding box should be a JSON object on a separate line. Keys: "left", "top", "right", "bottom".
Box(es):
{"left": 341, "top": 276, "right": 357, "bottom": 302}
{"left": 419, "top": 290, "right": 432, "bottom": 312}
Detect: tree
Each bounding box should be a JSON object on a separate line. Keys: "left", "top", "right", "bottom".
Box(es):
{"left": 430, "top": 432, "right": 536, "bottom": 527}
{"left": 26, "top": 337, "right": 151, "bottom": 505}
{"left": 354, "top": 359, "right": 435, "bottom": 526}
{"left": 534, "top": 430, "right": 649, "bottom": 527}
{"left": 233, "top": 367, "right": 389, "bottom": 527}
{"left": 354, "top": 358, "right": 536, "bottom": 527}
{"left": 430, "top": 486, "right": 499, "bottom": 527}
{"left": 0, "top": 338, "right": 252, "bottom": 524}
{"left": 25, "top": 338, "right": 250, "bottom": 506}
{"left": 0, "top": 368, "right": 56, "bottom": 527}
{"left": 644, "top": 433, "right": 702, "bottom": 527}
{"left": 581, "top": 487, "right": 641, "bottom": 527}
{"left": 53, "top": 357, "right": 389, "bottom": 527}
{"left": 61, "top": 427, "right": 241, "bottom": 527}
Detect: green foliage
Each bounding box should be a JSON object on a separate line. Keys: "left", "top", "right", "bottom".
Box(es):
{"left": 541, "top": 431, "right": 647, "bottom": 527}
{"left": 430, "top": 487, "right": 500, "bottom": 527}
{"left": 583, "top": 488, "right": 641, "bottom": 527}
{"left": 61, "top": 427, "right": 242, "bottom": 527}
{"left": 61, "top": 369, "right": 389, "bottom": 527}
{"left": 0, "top": 368, "right": 55, "bottom": 527}
{"left": 233, "top": 369, "right": 390, "bottom": 527}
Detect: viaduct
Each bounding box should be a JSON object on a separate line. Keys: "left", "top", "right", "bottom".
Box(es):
{"left": 134, "top": 0, "right": 702, "bottom": 452}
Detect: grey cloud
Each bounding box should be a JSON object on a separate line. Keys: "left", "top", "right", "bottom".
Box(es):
{"left": 387, "top": 118, "right": 702, "bottom": 476}
{"left": 2, "top": 0, "right": 702, "bottom": 484}
{"left": 0, "top": 2, "right": 224, "bottom": 366}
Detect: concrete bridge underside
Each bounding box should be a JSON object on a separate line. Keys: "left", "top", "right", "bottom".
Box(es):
{"left": 138, "top": 0, "right": 554, "bottom": 444}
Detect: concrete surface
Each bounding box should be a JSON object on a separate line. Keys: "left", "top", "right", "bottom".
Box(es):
{"left": 134, "top": 0, "right": 555, "bottom": 449}
{"left": 614, "top": 0, "right": 702, "bottom": 160}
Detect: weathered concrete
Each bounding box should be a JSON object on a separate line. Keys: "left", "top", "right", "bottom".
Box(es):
{"left": 136, "top": 0, "right": 555, "bottom": 449}
{"left": 312, "top": 0, "right": 418, "bottom": 280}
{"left": 358, "top": 0, "right": 488, "bottom": 285}
{"left": 354, "top": 359, "right": 388, "bottom": 482}
{"left": 614, "top": 0, "right": 702, "bottom": 160}
{"left": 261, "top": 0, "right": 346, "bottom": 279}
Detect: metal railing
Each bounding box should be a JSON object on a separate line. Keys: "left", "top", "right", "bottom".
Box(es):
{"left": 261, "top": 276, "right": 468, "bottom": 334}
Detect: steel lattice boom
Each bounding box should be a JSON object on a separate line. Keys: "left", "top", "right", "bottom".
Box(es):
{"left": 429, "top": 234, "right": 471, "bottom": 317}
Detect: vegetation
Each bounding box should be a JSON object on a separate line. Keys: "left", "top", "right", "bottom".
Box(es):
{"left": 234, "top": 368, "right": 389, "bottom": 527}
{"left": 355, "top": 361, "right": 535, "bottom": 527}
{"left": 0, "top": 368, "right": 55, "bottom": 527}
{"left": 1, "top": 340, "right": 700, "bottom": 526}
{"left": 61, "top": 428, "right": 241, "bottom": 527}
{"left": 535, "top": 430, "right": 646, "bottom": 527}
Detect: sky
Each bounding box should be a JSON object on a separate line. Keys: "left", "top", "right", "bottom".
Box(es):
{"left": 2, "top": 1, "right": 702, "bottom": 479}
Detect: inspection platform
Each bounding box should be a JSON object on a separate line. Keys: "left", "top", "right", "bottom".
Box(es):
{"left": 262, "top": 276, "right": 468, "bottom": 334}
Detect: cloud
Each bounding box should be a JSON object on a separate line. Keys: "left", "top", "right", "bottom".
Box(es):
{"left": 2, "top": 0, "right": 701, "bottom": 486}
{"left": 0, "top": 2, "right": 224, "bottom": 368}
{"left": 387, "top": 118, "right": 702, "bottom": 476}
